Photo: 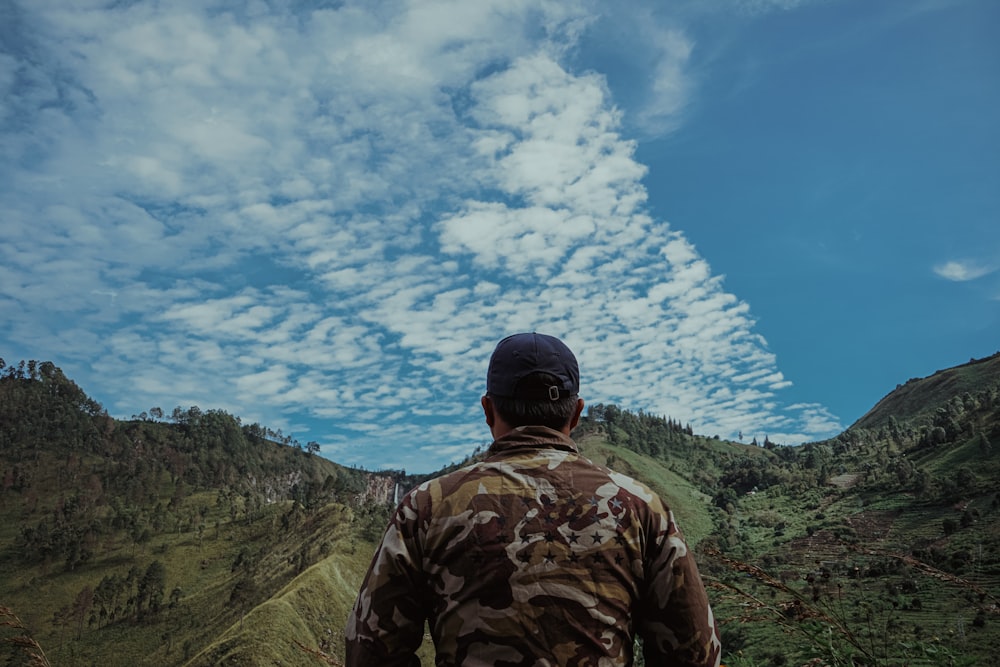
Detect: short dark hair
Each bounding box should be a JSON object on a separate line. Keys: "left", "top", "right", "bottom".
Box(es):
{"left": 488, "top": 372, "right": 578, "bottom": 430}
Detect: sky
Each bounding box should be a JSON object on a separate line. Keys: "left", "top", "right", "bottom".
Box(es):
{"left": 2, "top": 0, "right": 997, "bottom": 473}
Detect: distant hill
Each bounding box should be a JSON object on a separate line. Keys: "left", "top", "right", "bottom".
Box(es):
{"left": 1, "top": 355, "right": 999, "bottom": 666}
{"left": 852, "top": 351, "right": 1000, "bottom": 430}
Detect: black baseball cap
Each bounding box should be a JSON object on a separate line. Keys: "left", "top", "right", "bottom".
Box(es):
{"left": 486, "top": 333, "right": 580, "bottom": 401}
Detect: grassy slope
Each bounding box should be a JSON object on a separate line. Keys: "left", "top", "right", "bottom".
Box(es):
{"left": 852, "top": 352, "right": 1000, "bottom": 430}
{"left": 186, "top": 548, "right": 364, "bottom": 666}
{"left": 186, "top": 543, "right": 436, "bottom": 667}
{"left": 0, "top": 468, "right": 363, "bottom": 666}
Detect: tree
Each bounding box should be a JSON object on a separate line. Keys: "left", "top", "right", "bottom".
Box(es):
{"left": 93, "top": 573, "right": 125, "bottom": 626}
{"left": 977, "top": 433, "right": 992, "bottom": 457}
{"left": 137, "top": 560, "right": 166, "bottom": 617}
{"left": 229, "top": 575, "right": 258, "bottom": 628}
{"left": 954, "top": 466, "right": 976, "bottom": 490}
{"left": 71, "top": 586, "right": 94, "bottom": 639}
{"left": 171, "top": 406, "right": 185, "bottom": 424}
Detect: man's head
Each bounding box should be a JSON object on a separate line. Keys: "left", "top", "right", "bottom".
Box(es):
{"left": 482, "top": 333, "right": 585, "bottom": 435}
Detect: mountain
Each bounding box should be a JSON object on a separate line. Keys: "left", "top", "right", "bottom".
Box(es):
{"left": 852, "top": 352, "right": 1000, "bottom": 431}
{"left": 1, "top": 355, "right": 998, "bottom": 666}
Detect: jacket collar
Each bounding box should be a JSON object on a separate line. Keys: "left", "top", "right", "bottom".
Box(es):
{"left": 487, "top": 425, "right": 579, "bottom": 456}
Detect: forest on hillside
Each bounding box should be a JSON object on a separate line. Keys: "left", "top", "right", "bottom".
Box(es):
{"left": 0, "top": 358, "right": 404, "bottom": 665}
{"left": 572, "top": 364, "right": 1000, "bottom": 666}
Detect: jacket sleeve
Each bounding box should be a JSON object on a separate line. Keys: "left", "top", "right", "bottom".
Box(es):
{"left": 636, "top": 507, "right": 722, "bottom": 667}
{"left": 344, "top": 497, "right": 427, "bottom": 667}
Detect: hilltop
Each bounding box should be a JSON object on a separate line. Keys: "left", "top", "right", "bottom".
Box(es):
{"left": 852, "top": 352, "right": 1000, "bottom": 431}
{"left": 1, "top": 354, "right": 999, "bottom": 666}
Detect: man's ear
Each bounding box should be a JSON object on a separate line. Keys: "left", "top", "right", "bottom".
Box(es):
{"left": 481, "top": 395, "right": 495, "bottom": 427}
{"left": 569, "top": 398, "right": 585, "bottom": 431}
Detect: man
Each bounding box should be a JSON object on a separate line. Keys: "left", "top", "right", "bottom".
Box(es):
{"left": 345, "top": 333, "right": 721, "bottom": 666}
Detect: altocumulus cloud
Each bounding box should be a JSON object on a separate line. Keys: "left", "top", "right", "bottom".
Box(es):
{"left": 1, "top": 0, "right": 841, "bottom": 472}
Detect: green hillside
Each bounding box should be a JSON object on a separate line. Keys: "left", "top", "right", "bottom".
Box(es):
{"left": 700, "top": 352, "right": 1000, "bottom": 667}
{"left": 0, "top": 360, "right": 399, "bottom": 667}
{"left": 185, "top": 540, "right": 367, "bottom": 667}
{"left": 852, "top": 352, "right": 1000, "bottom": 431}
{"left": 2, "top": 355, "right": 999, "bottom": 666}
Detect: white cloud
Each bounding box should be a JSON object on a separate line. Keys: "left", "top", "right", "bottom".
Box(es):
{"left": 631, "top": 26, "right": 694, "bottom": 137}
{"left": 736, "top": 0, "right": 814, "bottom": 13}
{"left": 0, "top": 0, "right": 844, "bottom": 473}
{"left": 933, "top": 259, "right": 997, "bottom": 282}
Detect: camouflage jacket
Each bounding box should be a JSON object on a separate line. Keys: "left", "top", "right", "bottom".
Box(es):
{"left": 345, "top": 426, "right": 721, "bottom": 666}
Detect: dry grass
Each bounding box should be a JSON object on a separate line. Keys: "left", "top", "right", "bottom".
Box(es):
{"left": 1, "top": 606, "right": 52, "bottom": 667}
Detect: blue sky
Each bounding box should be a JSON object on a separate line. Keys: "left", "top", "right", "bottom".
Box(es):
{"left": 2, "top": 0, "right": 997, "bottom": 473}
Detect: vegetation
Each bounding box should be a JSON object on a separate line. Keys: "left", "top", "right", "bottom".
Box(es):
{"left": 572, "top": 356, "right": 1000, "bottom": 665}
{"left": 0, "top": 357, "right": 400, "bottom": 666}
{"left": 1, "top": 352, "right": 998, "bottom": 665}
